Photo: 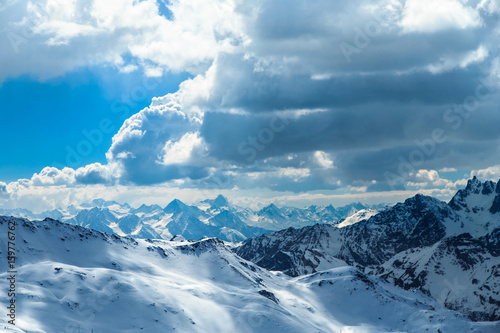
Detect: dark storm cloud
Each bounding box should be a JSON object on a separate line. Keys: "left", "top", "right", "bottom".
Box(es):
{"left": 208, "top": 54, "right": 489, "bottom": 112}
{"left": 191, "top": 0, "right": 500, "bottom": 189}
{"left": 99, "top": 0, "right": 500, "bottom": 191}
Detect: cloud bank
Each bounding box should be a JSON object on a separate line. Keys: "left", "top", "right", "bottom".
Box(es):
{"left": 1, "top": 0, "right": 500, "bottom": 208}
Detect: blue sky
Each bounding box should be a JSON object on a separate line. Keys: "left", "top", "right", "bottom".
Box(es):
{"left": 0, "top": 0, "right": 500, "bottom": 211}
{"left": 0, "top": 68, "right": 188, "bottom": 182}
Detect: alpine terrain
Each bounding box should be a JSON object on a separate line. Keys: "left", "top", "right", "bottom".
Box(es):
{"left": 236, "top": 177, "right": 500, "bottom": 322}
{"left": 1, "top": 216, "right": 498, "bottom": 332}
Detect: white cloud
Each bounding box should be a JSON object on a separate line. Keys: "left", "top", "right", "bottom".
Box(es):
{"left": 0, "top": 0, "right": 248, "bottom": 82}
{"left": 5, "top": 164, "right": 119, "bottom": 193}
{"left": 314, "top": 151, "right": 334, "bottom": 169}
{"left": 471, "top": 165, "right": 500, "bottom": 180}
{"left": 407, "top": 169, "right": 450, "bottom": 187}
{"left": 159, "top": 132, "right": 204, "bottom": 166}
{"left": 400, "top": 0, "right": 482, "bottom": 33}
{"left": 119, "top": 64, "right": 139, "bottom": 73}
{"left": 479, "top": 0, "right": 500, "bottom": 14}
{"left": 246, "top": 167, "right": 311, "bottom": 182}
{"left": 105, "top": 87, "right": 207, "bottom": 183}
{"left": 74, "top": 163, "right": 120, "bottom": 184}
{"left": 30, "top": 167, "right": 76, "bottom": 186}
{"left": 445, "top": 178, "right": 469, "bottom": 190}
{"left": 277, "top": 167, "right": 311, "bottom": 181}
{"left": 0, "top": 181, "right": 9, "bottom": 198}
{"left": 426, "top": 45, "right": 488, "bottom": 74}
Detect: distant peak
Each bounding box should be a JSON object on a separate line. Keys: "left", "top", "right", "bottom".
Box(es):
{"left": 213, "top": 195, "right": 229, "bottom": 206}
{"left": 324, "top": 204, "right": 336, "bottom": 212}
{"left": 265, "top": 203, "right": 280, "bottom": 210}
{"left": 164, "top": 199, "right": 188, "bottom": 212}
{"left": 169, "top": 198, "right": 185, "bottom": 206}
{"left": 91, "top": 198, "right": 106, "bottom": 205}
{"left": 258, "top": 203, "right": 284, "bottom": 218}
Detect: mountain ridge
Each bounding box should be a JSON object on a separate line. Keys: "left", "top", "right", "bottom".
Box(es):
{"left": 0, "top": 196, "right": 379, "bottom": 242}
{"left": 236, "top": 177, "right": 500, "bottom": 321}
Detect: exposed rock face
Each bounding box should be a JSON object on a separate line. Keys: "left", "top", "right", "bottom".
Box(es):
{"left": 236, "top": 178, "right": 500, "bottom": 321}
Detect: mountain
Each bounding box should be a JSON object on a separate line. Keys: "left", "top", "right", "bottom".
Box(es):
{"left": 1, "top": 216, "right": 497, "bottom": 332}
{"left": 0, "top": 196, "right": 378, "bottom": 242}
{"left": 258, "top": 203, "right": 285, "bottom": 220}
{"left": 245, "top": 202, "right": 378, "bottom": 231}
{"left": 236, "top": 177, "right": 500, "bottom": 321}
{"left": 209, "top": 210, "right": 269, "bottom": 242}
{"left": 66, "top": 207, "right": 117, "bottom": 234}
{"left": 164, "top": 198, "right": 205, "bottom": 217}
{"left": 132, "top": 203, "right": 164, "bottom": 215}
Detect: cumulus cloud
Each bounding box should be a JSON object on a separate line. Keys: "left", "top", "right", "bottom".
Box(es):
{"left": 471, "top": 165, "right": 500, "bottom": 180}
{"left": 74, "top": 163, "right": 119, "bottom": 184}
{"left": 407, "top": 169, "right": 451, "bottom": 187}
{"left": 314, "top": 151, "right": 335, "bottom": 169}
{"left": 30, "top": 167, "right": 76, "bottom": 186}
{"left": 0, "top": 0, "right": 247, "bottom": 82}
{"left": 93, "top": 0, "right": 500, "bottom": 191}
{"left": 0, "top": 181, "right": 9, "bottom": 198}
{"left": 400, "top": 0, "right": 482, "bottom": 33}
{"left": 159, "top": 132, "right": 205, "bottom": 166}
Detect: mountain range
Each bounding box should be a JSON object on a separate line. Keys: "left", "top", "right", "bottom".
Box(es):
{"left": 236, "top": 177, "right": 500, "bottom": 322}
{"left": 0, "top": 196, "right": 379, "bottom": 242}
{"left": 1, "top": 177, "right": 500, "bottom": 330}
{"left": 1, "top": 216, "right": 498, "bottom": 332}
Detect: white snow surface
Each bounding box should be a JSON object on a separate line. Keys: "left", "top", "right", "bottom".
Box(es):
{"left": 1, "top": 217, "right": 498, "bottom": 333}
{"left": 337, "top": 209, "right": 379, "bottom": 228}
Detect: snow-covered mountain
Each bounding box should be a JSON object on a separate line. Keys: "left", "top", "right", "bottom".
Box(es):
{"left": 236, "top": 177, "right": 500, "bottom": 322}
{"left": 0, "top": 195, "right": 379, "bottom": 242}
{"left": 1, "top": 216, "right": 498, "bottom": 333}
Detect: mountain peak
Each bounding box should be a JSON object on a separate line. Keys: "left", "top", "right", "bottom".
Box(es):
{"left": 465, "top": 176, "right": 482, "bottom": 194}
{"left": 213, "top": 194, "right": 229, "bottom": 207}
{"left": 164, "top": 199, "right": 188, "bottom": 213}
{"left": 449, "top": 178, "right": 500, "bottom": 213}
{"left": 258, "top": 203, "right": 284, "bottom": 219}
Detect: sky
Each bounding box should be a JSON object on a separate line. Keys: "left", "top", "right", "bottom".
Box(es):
{"left": 0, "top": 0, "right": 500, "bottom": 211}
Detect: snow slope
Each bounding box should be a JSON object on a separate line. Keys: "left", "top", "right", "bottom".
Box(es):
{"left": 1, "top": 216, "right": 497, "bottom": 332}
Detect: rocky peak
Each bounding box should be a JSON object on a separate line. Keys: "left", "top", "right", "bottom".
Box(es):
{"left": 449, "top": 178, "right": 500, "bottom": 214}
{"left": 164, "top": 199, "right": 188, "bottom": 214}
{"left": 465, "top": 176, "right": 482, "bottom": 193}
{"left": 213, "top": 194, "right": 229, "bottom": 207}
{"left": 258, "top": 203, "right": 284, "bottom": 218}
